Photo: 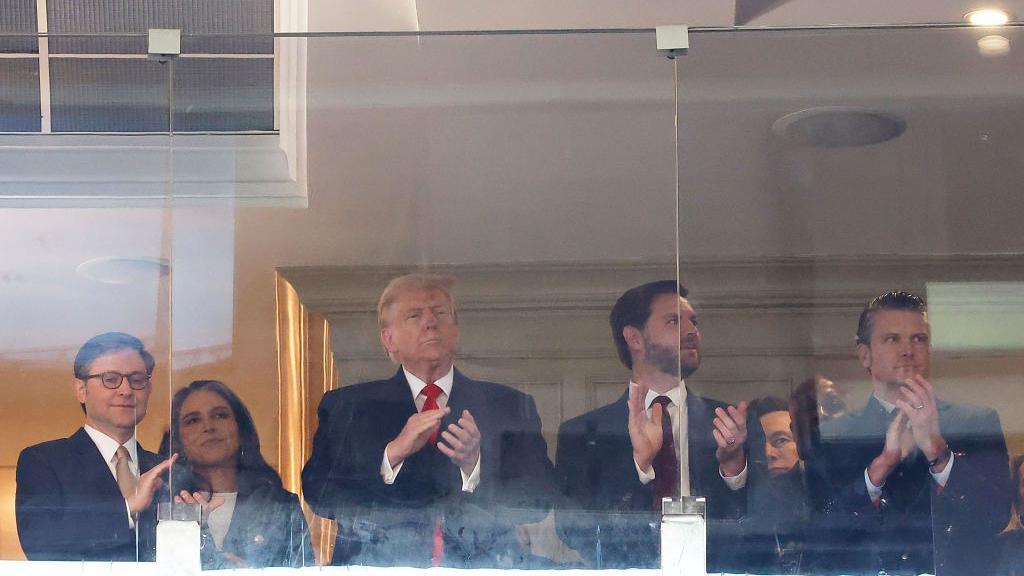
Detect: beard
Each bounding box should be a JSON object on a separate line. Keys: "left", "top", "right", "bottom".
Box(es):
{"left": 644, "top": 339, "right": 700, "bottom": 379}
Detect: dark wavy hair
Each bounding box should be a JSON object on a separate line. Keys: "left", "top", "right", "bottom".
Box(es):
{"left": 610, "top": 280, "right": 688, "bottom": 370}
{"left": 161, "top": 380, "right": 282, "bottom": 492}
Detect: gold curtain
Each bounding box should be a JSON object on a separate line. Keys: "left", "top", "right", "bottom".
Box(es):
{"left": 275, "top": 272, "right": 338, "bottom": 565}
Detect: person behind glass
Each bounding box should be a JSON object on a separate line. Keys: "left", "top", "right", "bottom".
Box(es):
{"left": 301, "top": 273, "right": 555, "bottom": 568}
{"left": 161, "top": 380, "right": 311, "bottom": 569}
{"left": 15, "top": 332, "right": 176, "bottom": 561}
{"left": 745, "top": 396, "right": 808, "bottom": 574}
{"left": 806, "top": 291, "right": 1011, "bottom": 576}
{"left": 554, "top": 280, "right": 756, "bottom": 569}
{"left": 997, "top": 454, "right": 1024, "bottom": 576}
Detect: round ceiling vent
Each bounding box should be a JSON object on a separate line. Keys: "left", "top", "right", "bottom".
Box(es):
{"left": 771, "top": 106, "right": 907, "bottom": 148}
{"left": 77, "top": 256, "right": 170, "bottom": 284}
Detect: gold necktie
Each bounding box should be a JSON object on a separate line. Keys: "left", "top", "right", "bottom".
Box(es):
{"left": 114, "top": 445, "right": 137, "bottom": 500}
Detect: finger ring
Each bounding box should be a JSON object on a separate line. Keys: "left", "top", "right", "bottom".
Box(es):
{"left": 914, "top": 405, "right": 924, "bottom": 410}
{"left": 726, "top": 438, "right": 736, "bottom": 445}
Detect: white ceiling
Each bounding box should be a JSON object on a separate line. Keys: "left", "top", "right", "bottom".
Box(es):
{"left": 5, "top": 5, "right": 1024, "bottom": 356}
{"left": 256, "top": 21, "right": 1024, "bottom": 270}
{"left": 303, "top": 1, "right": 1024, "bottom": 31}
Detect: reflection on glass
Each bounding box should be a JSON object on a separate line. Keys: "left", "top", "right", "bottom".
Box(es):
{"left": 676, "top": 25, "right": 1024, "bottom": 576}
{"left": 163, "top": 380, "right": 311, "bottom": 569}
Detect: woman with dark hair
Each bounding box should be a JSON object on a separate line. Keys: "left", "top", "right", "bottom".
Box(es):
{"left": 998, "top": 453, "right": 1024, "bottom": 575}
{"left": 162, "top": 380, "right": 311, "bottom": 569}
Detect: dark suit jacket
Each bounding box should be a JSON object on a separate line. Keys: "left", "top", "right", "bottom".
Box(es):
{"left": 742, "top": 464, "right": 811, "bottom": 574}
{"left": 197, "top": 472, "right": 312, "bottom": 569}
{"left": 554, "top": 389, "right": 754, "bottom": 569}
{"left": 16, "top": 427, "right": 162, "bottom": 561}
{"left": 807, "top": 396, "right": 1011, "bottom": 576}
{"left": 997, "top": 528, "right": 1024, "bottom": 576}
{"left": 301, "top": 367, "right": 555, "bottom": 568}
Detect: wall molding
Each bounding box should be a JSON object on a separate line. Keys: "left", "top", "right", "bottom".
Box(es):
{"left": 281, "top": 253, "right": 1024, "bottom": 316}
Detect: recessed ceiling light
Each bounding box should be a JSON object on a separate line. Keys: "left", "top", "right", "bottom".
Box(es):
{"left": 966, "top": 9, "right": 1011, "bottom": 26}
{"left": 978, "top": 35, "right": 1011, "bottom": 56}
{"left": 771, "top": 107, "right": 906, "bottom": 148}
{"left": 77, "top": 257, "right": 170, "bottom": 284}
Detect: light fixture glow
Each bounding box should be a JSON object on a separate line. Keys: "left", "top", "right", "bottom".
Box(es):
{"left": 966, "top": 9, "right": 1011, "bottom": 26}
{"left": 978, "top": 35, "right": 1011, "bottom": 56}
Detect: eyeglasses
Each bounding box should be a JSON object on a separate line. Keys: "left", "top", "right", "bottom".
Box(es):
{"left": 85, "top": 371, "right": 152, "bottom": 390}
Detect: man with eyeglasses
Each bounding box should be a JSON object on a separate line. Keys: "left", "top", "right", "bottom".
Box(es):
{"left": 15, "top": 332, "right": 176, "bottom": 561}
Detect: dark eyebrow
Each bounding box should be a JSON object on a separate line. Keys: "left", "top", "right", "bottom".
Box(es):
{"left": 180, "top": 410, "right": 200, "bottom": 420}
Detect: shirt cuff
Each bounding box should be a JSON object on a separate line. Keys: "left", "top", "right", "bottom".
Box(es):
{"left": 864, "top": 467, "right": 884, "bottom": 502}
{"left": 460, "top": 455, "right": 482, "bottom": 493}
{"left": 930, "top": 451, "right": 954, "bottom": 487}
{"left": 719, "top": 462, "right": 747, "bottom": 491}
{"left": 634, "top": 457, "right": 656, "bottom": 485}
{"left": 124, "top": 500, "right": 136, "bottom": 528}
{"left": 381, "top": 446, "right": 403, "bottom": 484}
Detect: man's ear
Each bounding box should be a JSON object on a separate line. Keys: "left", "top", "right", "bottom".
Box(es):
{"left": 623, "top": 325, "right": 644, "bottom": 359}
{"left": 73, "top": 379, "right": 87, "bottom": 404}
{"left": 380, "top": 327, "right": 396, "bottom": 359}
{"left": 857, "top": 343, "right": 872, "bottom": 372}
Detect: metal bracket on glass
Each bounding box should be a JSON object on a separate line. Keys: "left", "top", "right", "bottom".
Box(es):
{"left": 148, "top": 28, "right": 181, "bottom": 59}
{"left": 661, "top": 496, "right": 707, "bottom": 575}
{"left": 656, "top": 25, "right": 689, "bottom": 59}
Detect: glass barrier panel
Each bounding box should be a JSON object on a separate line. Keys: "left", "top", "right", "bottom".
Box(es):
{"left": 677, "top": 24, "right": 1024, "bottom": 575}
{"left": 157, "top": 30, "right": 678, "bottom": 570}
{"left": 0, "top": 29, "right": 175, "bottom": 563}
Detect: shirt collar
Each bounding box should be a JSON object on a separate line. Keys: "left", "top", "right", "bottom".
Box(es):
{"left": 83, "top": 424, "right": 138, "bottom": 465}
{"left": 403, "top": 365, "right": 455, "bottom": 399}
{"left": 872, "top": 393, "right": 898, "bottom": 414}
{"left": 630, "top": 380, "right": 687, "bottom": 410}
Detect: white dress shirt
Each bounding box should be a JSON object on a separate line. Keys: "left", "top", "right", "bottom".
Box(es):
{"left": 380, "top": 366, "right": 482, "bottom": 492}
{"left": 863, "top": 394, "right": 954, "bottom": 502}
{"left": 631, "top": 381, "right": 747, "bottom": 493}
{"left": 83, "top": 424, "right": 139, "bottom": 525}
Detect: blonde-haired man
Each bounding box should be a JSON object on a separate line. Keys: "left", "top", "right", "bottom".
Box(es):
{"left": 303, "top": 273, "right": 554, "bottom": 568}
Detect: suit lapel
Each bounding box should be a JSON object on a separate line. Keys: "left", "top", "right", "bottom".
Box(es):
{"left": 446, "top": 369, "right": 481, "bottom": 425}
{"left": 379, "top": 369, "right": 419, "bottom": 436}
{"left": 69, "top": 427, "right": 123, "bottom": 501}
{"left": 439, "top": 369, "right": 480, "bottom": 487}
{"left": 862, "top": 396, "right": 892, "bottom": 431}
{"left": 137, "top": 444, "right": 161, "bottom": 474}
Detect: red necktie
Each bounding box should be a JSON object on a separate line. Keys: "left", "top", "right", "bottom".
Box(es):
{"left": 422, "top": 382, "right": 444, "bottom": 444}
{"left": 652, "top": 396, "right": 680, "bottom": 505}
{"left": 420, "top": 382, "right": 445, "bottom": 565}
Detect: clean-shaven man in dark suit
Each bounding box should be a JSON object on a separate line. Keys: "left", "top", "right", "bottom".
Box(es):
{"left": 807, "top": 291, "right": 1011, "bottom": 576}
{"left": 16, "top": 332, "right": 176, "bottom": 561}
{"left": 555, "top": 280, "right": 755, "bottom": 569}
{"left": 302, "top": 273, "right": 555, "bottom": 568}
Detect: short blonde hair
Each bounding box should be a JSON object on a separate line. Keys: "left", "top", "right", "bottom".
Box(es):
{"left": 377, "top": 273, "right": 457, "bottom": 329}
